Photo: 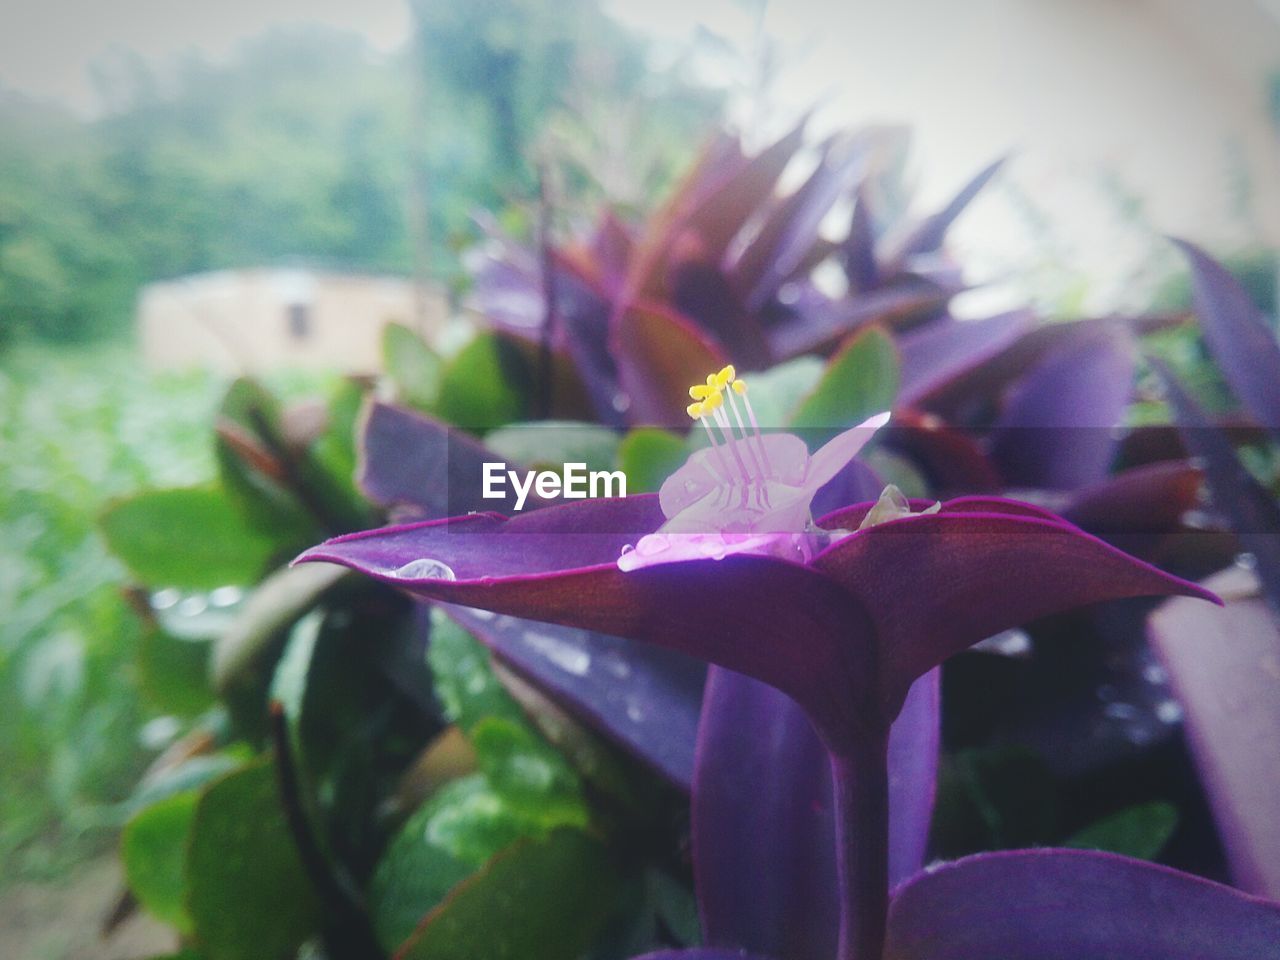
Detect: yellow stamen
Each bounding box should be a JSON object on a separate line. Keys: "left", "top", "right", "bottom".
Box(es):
{"left": 732, "top": 379, "right": 747, "bottom": 395}
{"left": 686, "top": 401, "right": 704, "bottom": 419}
{"left": 704, "top": 390, "right": 724, "bottom": 412}
{"left": 715, "top": 364, "right": 736, "bottom": 390}
{"left": 689, "top": 384, "right": 714, "bottom": 400}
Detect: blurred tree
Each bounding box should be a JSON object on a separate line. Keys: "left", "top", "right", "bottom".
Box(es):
{"left": 0, "top": 7, "right": 719, "bottom": 345}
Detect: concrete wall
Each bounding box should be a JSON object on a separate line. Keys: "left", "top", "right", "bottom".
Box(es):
{"left": 138, "top": 268, "right": 447, "bottom": 374}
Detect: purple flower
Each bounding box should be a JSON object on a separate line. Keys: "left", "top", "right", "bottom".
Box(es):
{"left": 620, "top": 365, "right": 892, "bottom": 570}
{"left": 296, "top": 366, "right": 1223, "bottom": 959}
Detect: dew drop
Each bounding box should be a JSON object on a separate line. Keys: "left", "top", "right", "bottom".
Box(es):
{"left": 1142, "top": 663, "right": 1168, "bottom": 685}
{"left": 177, "top": 595, "right": 208, "bottom": 618}
{"left": 209, "top": 585, "right": 243, "bottom": 608}
{"left": 150, "top": 588, "right": 180, "bottom": 611}
{"left": 392, "top": 558, "right": 457, "bottom": 580}
{"left": 1235, "top": 552, "right": 1258, "bottom": 571}
{"left": 612, "top": 391, "right": 632, "bottom": 413}
{"left": 620, "top": 544, "right": 635, "bottom": 556}
{"left": 1156, "top": 699, "right": 1184, "bottom": 724}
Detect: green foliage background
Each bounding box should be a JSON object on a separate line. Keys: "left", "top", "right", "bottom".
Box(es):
{"left": 0, "top": 5, "right": 719, "bottom": 888}
{"left": 0, "top": 15, "right": 718, "bottom": 345}
{"left": 0, "top": 345, "right": 218, "bottom": 876}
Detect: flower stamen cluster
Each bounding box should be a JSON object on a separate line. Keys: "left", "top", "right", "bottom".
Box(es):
{"left": 685, "top": 365, "right": 774, "bottom": 509}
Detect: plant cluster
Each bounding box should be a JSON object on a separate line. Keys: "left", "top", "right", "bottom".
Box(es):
{"left": 96, "top": 120, "right": 1280, "bottom": 959}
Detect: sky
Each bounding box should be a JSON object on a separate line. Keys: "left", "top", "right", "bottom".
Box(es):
{"left": 0, "top": 0, "right": 412, "bottom": 112}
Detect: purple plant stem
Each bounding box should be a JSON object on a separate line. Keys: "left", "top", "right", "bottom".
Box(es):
{"left": 830, "top": 730, "right": 890, "bottom": 960}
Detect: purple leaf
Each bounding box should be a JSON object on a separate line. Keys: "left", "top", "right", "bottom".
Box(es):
{"left": 989, "top": 326, "right": 1137, "bottom": 490}
{"left": 692, "top": 668, "right": 838, "bottom": 960}
{"left": 1173, "top": 238, "right": 1280, "bottom": 441}
{"left": 1063, "top": 461, "right": 1203, "bottom": 534}
{"left": 1149, "top": 565, "right": 1280, "bottom": 898}
{"left": 842, "top": 185, "right": 880, "bottom": 293}
{"left": 812, "top": 504, "right": 1218, "bottom": 715}
{"left": 881, "top": 412, "right": 1003, "bottom": 495}
{"left": 692, "top": 668, "right": 939, "bottom": 960}
{"left": 443, "top": 604, "right": 706, "bottom": 790}
{"left": 357, "top": 402, "right": 542, "bottom": 518}
{"left": 587, "top": 210, "right": 634, "bottom": 297}
{"left": 466, "top": 238, "right": 545, "bottom": 338}
{"left": 1151, "top": 359, "right": 1280, "bottom": 612}
{"left": 612, "top": 303, "right": 729, "bottom": 427}
{"left": 298, "top": 496, "right": 1212, "bottom": 750}
{"left": 767, "top": 283, "right": 951, "bottom": 362}
{"left": 897, "top": 311, "right": 1036, "bottom": 408}
{"left": 886, "top": 669, "right": 940, "bottom": 888}
{"left": 887, "top": 156, "right": 1005, "bottom": 265}
{"left": 553, "top": 264, "right": 626, "bottom": 427}
{"left": 621, "top": 133, "right": 746, "bottom": 305}
{"left": 629, "top": 952, "right": 773, "bottom": 960}
{"left": 884, "top": 848, "right": 1280, "bottom": 959}
{"left": 810, "top": 458, "right": 885, "bottom": 519}
{"left": 669, "top": 259, "right": 771, "bottom": 370}
{"left": 685, "top": 117, "right": 807, "bottom": 263}
{"left": 734, "top": 134, "right": 869, "bottom": 314}
{"left": 296, "top": 497, "right": 878, "bottom": 751}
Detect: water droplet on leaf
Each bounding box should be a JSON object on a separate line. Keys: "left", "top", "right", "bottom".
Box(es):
{"left": 392, "top": 558, "right": 456, "bottom": 580}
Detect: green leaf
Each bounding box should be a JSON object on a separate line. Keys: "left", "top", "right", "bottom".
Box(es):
{"left": 486, "top": 421, "right": 620, "bottom": 475}
{"left": 373, "top": 614, "right": 591, "bottom": 950}
{"left": 790, "top": 325, "right": 898, "bottom": 437}
{"left": 122, "top": 790, "right": 199, "bottom": 933}
{"left": 268, "top": 599, "right": 437, "bottom": 873}
{"left": 298, "top": 377, "right": 375, "bottom": 530}
{"left": 1065, "top": 802, "right": 1178, "bottom": 861}
{"left": 211, "top": 562, "right": 347, "bottom": 696}
{"left": 269, "top": 611, "right": 323, "bottom": 730}
{"left": 100, "top": 487, "right": 280, "bottom": 589}
{"left": 426, "top": 610, "right": 528, "bottom": 733}
{"left": 470, "top": 717, "right": 587, "bottom": 827}
{"left": 395, "top": 828, "right": 619, "bottom": 960}
{"left": 184, "top": 760, "right": 321, "bottom": 960}
{"left": 862, "top": 448, "right": 929, "bottom": 498}
{"left": 737, "top": 355, "right": 824, "bottom": 427}
{"left": 436, "top": 333, "right": 530, "bottom": 432}
{"left": 371, "top": 775, "right": 528, "bottom": 949}
{"left": 138, "top": 629, "right": 214, "bottom": 717}
{"left": 384, "top": 321, "right": 444, "bottom": 412}
{"left": 214, "top": 379, "right": 316, "bottom": 544}
{"left": 127, "top": 752, "right": 252, "bottom": 813}
{"left": 646, "top": 868, "right": 701, "bottom": 946}
{"left": 618, "top": 428, "right": 687, "bottom": 493}
{"left": 426, "top": 613, "right": 585, "bottom": 820}
{"left": 931, "top": 746, "right": 1061, "bottom": 856}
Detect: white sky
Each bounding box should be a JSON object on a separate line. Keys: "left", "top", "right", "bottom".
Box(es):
{"left": 0, "top": 0, "right": 412, "bottom": 112}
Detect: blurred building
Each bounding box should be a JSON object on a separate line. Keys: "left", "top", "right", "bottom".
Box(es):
{"left": 137, "top": 267, "right": 446, "bottom": 374}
